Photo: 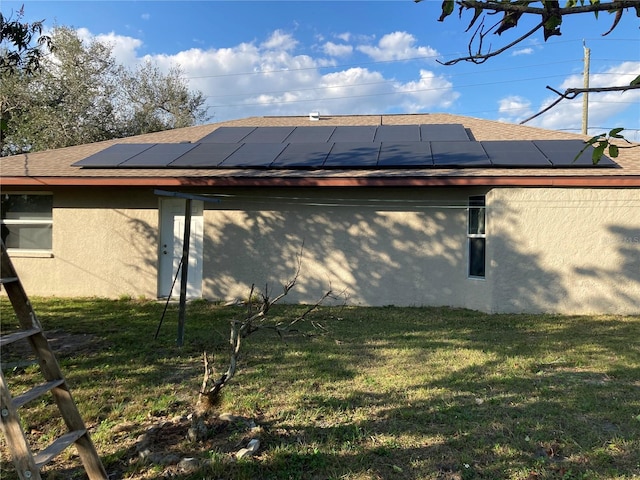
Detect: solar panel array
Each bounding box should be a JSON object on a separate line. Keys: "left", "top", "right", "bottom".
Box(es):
{"left": 73, "top": 124, "right": 617, "bottom": 169}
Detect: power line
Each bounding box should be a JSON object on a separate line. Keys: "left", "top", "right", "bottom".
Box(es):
{"left": 204, "top": 71, "right": 640, "bottom": 109}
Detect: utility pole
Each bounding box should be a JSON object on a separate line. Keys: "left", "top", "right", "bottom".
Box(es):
{"left": 582, "top": 41, "right": 590, "bottom": 135}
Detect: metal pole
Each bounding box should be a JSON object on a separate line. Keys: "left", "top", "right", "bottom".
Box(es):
{"left": 582, "top": 41, "right": 590, "bottom": 135}
{"left": 176, "top": 198, "right": 192, "bottom": 347}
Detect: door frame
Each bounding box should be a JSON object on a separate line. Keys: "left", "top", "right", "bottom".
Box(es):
{"left": 158, "top": 197, "right": 204, "bottom": 299}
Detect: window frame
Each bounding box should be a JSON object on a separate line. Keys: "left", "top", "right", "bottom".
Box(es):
{"left": 1, "top": 192, "right": 53, "bottom": 256}
{"left": 467, "top": 195, "right": 486, "bottom": 279}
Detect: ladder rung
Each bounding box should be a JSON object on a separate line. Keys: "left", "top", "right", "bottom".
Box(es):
{"left": 13, "top": 379, "right": 66, "bottom": 408}
{"left": 0, "top": 327, "right": 43, "bottom": 347}
{"left": 33, "top": 429, "right": 87, "bottom": 468}
{"left": 0, "top": 276, "right": 19, "bottom": 284}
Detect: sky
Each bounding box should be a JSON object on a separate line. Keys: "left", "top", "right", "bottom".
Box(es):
{"left": 4, "top": 1, "right": 640, "bottom": 140}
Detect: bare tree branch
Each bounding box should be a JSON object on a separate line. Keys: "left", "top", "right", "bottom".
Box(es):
{"left": 439, "top": 20, "right": 543, "bottom": 65}
{"left": 430, "top": 0, "right": 640, "bottom": 64}
{"left": 519, "top": 84, "right": 640, "bottom": 125}
{"left": 197, "top": 244, "right": 345, "bottom": 410}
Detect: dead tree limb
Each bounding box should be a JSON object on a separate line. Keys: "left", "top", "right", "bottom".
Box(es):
{"left": 428, "top": 0, "right": 640, "bottom": 65}
{"left": 438, "top": 20, "right": 544, "bottom": 65}
{"left": 519, "top": 84, "right": 640, "bottom": 125}
{"left": 197, "top": 246, "right": 343, "bottom": 409}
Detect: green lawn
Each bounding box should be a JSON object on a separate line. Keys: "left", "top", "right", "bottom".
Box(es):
{"left": 1, "top": 298, "right": 639, "bottom": 479}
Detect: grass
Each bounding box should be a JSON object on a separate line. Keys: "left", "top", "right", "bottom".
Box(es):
{"left": 1, "top": 298, "right": 639, "bottom": 479}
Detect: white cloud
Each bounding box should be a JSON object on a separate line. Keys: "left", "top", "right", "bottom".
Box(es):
{"left": 261, "top": 30, "right": 298, "bottom": 51}
{"left": 497, "top": 95, "right": 533, "bottom": 123}
{"left": 395, "top": 70, "right": 460, "bottom": 111}
{"left": 68, "top": 28, "right": 460, "bottom": 122}
{"left": 322, "top": 42, "right": 353, "bottom": 58}
{"left": 141, "top": 13, "right": 150, "bottom": 21}
{"left": 357, "top": 31, "right": 438, "bottom": 62}
{"left": 76, "top": 28, "right": 143, "bottom": 68}
{"left": 512, "top": 48, "right": 533, "bottom": 56}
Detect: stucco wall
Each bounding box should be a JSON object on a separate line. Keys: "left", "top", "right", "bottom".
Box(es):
{"left": 6, "top": 188, "right": 159, "bottom": 298}
{"left": 487, "top": 187, "right": 640, "bottom": 314}
{"left": 201, "top": 187, "right": 492, "bottom": 310}
{"left": 4, "top": 186, "right": 638, "bottom": 314}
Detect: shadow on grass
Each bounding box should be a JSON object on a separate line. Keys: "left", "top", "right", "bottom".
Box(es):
{"left": 1, "top": 301, "right": 638, "bottom": 479}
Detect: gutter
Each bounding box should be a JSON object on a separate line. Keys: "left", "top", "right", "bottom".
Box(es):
{"left": 2, "top": 175, "right": 640, "bottom": 188}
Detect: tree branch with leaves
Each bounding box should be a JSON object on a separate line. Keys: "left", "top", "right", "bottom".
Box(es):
{"left": 417, "top": 0, "right": 640, "bottom": 162}
{"left": 424, "top": 0, "right": 640, "bottom": 67}
{"left": 0, "top": 6, "right": 53, "bottom": 75}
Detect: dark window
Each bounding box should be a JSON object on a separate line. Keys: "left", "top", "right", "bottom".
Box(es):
{"left": 1, "top": 194, "right": 53, "bottom": 250}
{"left": 468, "top": 196, "right": 486, "bottom": 278}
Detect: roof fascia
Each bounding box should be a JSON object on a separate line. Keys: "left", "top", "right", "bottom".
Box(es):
{"left": 2, "top": 176, "right": 640, "bottom": 188}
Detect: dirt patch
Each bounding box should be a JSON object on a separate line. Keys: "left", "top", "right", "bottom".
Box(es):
{"left": 1, "top": 329, "right": 103, "bottom": 367}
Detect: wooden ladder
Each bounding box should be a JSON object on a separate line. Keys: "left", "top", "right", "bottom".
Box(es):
{"left": 0, "top": 241, "right": 107, "bottom": 480}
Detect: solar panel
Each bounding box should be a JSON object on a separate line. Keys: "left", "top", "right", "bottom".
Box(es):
{"left": 286, "top": 126, "right": 336, "bottom": 143}
{"left": 241, "top": 126, "right": 296, "bottom": 143}
{"left": 198, "top": 126, "right": 256, "bottom": 143}
{"left": 72, "top": 144, "right": 156, "bottom": 168}
{"left": 374, "top": 125, "right": 420, "bottom": 142}
{"left": 378, "top": 142, "right": 433, "bottom": 167}
{"left": 271, "top": 143, "right": 333, "bottom": 168}
{"left": 168, "top": 143, "right": 241, "bottom": 167}
{"left": 482, "top": 141, "right": 551, "bottom": 167}
{"left": 533, "top": 140, "right": 616, "bottom": 167}
{"left": 119, "top": 143, "right": 199, "bottom": 167}
{"left": 72, "top": 125, "right": 618, "bottom": 172}
{"left": 431, "top": 141, "right": 491, "bottom": 167}
{"left": 328, "top": 126, "right": 377, "bottom": 143}
{"left": 325, "top": 143, "right": 381, "bottom": 167}
{"left": 219, "top": 143, "right": 287, "bottom": 167}
{"left": 421, "top": 124, "right": 470, "bottom": 141}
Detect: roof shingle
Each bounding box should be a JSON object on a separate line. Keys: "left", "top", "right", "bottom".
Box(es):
{"left": 2, "top": 114, "right": 639, "bottom": 187}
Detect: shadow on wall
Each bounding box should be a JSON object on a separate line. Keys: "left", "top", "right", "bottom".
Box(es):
{"left": 572, "top": 225, "right": 640, "bottom": 313}
{"left": 488, "top": 195, "right": 639, "bottom": 314}
{"left": 488, "top": 197, "right": 569, "bottom": 313}
{"left": 116, "top": 209, "right": 159, "bottom": 294}
{"left": 196, "top": 189, "right": 565, "bottom": 312}
{"left": 124, "top": 188, "right": 638, "bottom": 313}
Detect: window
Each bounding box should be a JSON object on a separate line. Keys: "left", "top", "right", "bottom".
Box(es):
{"left": 468, "top": 195, "right": 486, "bottom": 278}
{"left": 1, "top": 194, "right": 53, "bottom": 251}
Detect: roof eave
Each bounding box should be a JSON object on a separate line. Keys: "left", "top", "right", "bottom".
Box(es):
{"left": 2, "top": 175, "right": 640, "bottom": 188}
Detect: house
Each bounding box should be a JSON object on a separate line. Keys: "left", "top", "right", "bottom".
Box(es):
{"left": 1, "top": 113, "right": 639, "bottom": 314}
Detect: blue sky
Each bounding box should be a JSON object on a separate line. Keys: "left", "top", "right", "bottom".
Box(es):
{"left": 4, "top": 1, "right": 640, "bottom": 139}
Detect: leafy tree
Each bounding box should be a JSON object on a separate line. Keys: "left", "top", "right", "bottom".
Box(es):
{"left": 1, "top": 6, "right": 53, "bottom": 150}
{"left": 1, "top": 27, "right": 208, "bottom": 156}
{"left": 0, "top": 5, "right": 52, "bottom": 75}
{"left": 121, "top": 62, "right": 209, "bottom": 136}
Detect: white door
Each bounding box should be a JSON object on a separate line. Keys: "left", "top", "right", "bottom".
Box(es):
{"left": 158, "top": 198, "right": 203, "bottom": 298}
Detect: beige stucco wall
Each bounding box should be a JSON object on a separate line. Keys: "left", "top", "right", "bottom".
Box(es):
{"left": 487, "top": 187, "right": 640, "bottom": 314}
{"left": 201, "top": 187, "right": 492, "bottom": 310}
{"left": 6, "top": 188, "right": 159, "bottom": 298}
{"left": 4, "top": 186, "right": 638, "bottom": 314}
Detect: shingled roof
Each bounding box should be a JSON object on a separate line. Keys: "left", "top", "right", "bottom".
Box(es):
{"left": 2, "top": 113, "right": 639, "bottom": 187}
